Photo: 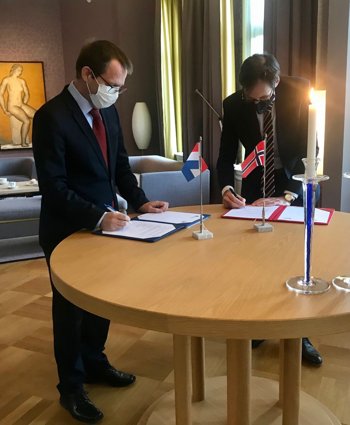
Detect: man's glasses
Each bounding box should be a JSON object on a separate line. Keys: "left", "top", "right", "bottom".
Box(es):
{"left": 242, "top": 88, "right": 274, "bottom": 103}
{"left": 97, "top": 74, "right": 127, "bottom": 95}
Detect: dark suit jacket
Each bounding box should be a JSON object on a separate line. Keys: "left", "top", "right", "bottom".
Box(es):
{"left": 217, "top": 76, "right": 310, "bottom": 203}
{"left": 32, "top": 86, "right": 148, "bottom": 257}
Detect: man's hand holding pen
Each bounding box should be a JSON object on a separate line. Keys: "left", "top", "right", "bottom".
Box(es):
{"left": 100, "top": 200, "right": 169, "bottom": 231}
{"left": 101, "top": 204, "right": 130, "bottom": 231}
{"left": 101, "top": 211, "right": 130, "bottom": 231}
{"left": 223, "top": 187, "right": 246, "bottom": 209}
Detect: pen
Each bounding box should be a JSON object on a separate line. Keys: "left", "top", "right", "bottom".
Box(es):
{"left": 104, "top": 204, "right": 127, "bottom": 215}
{"left": 104, "top": 203, "right": 116, "bottom": 212}
{"left": 229, "top": 187, "right": 246, "bottom": 206}
{"left": 229, "top": 187, "right": 239, "bottom": 198}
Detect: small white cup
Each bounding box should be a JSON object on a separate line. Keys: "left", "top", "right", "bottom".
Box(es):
{"left": 7, "top": 181, "right": 17, "bottom": 189}
{"left": 0, "top": 177, "right": 8, "bottom": 185}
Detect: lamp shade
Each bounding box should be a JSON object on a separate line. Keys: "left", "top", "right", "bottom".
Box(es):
{"left": 132, "top": 102, "right": 152, "bottom": 150}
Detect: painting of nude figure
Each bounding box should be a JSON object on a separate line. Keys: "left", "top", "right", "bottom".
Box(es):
{"left": 0, "top": 62, "right": 46, "bottom": 150}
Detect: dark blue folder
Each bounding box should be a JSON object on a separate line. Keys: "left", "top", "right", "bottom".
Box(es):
{"left": 93, "top": 214, "right": 211, "bottom": 243}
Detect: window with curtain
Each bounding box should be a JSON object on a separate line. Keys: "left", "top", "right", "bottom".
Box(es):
{"left": 236, "top": 0, "right": 265, "bottom": 166}
{"left": 243, "top": 0, "right": 265, "bottom": 59}
{"left": 160, "top": 0, "right": 182, "bottom": 159}
{"left": 220, "top": 0, "right": 236, "bottom": 99}
{"left": 159, "top": 0, "right": 264, "bottom": 159}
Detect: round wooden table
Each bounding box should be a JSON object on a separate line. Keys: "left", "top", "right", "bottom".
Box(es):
{"left": 50, "top": 205, "right": 350, "bottom": 425}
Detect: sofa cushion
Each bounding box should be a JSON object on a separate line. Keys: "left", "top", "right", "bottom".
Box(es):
{"left": 0, "top": 196, "right": 41, "bottom": 221}
{"left": 0, "top": 174, "right": 32, "bottom": 182}
{"left": 129, "top": 155, "right": 182, "bottom": 174}
{"left": 139, "top": 170, "right": 210, "bottom": 207}
{"left": 0, "top": 236, "right": 43, "bottom": 263}
{"left": 0, "top": 157, "right": 36, "bottom": 180}
{"left": 0, "top": 196, "right": 41, "bottom": 241}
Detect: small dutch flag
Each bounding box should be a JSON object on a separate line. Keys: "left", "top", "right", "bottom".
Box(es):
{"left": 181, "top": 142, "right": 208, "bottom": 182}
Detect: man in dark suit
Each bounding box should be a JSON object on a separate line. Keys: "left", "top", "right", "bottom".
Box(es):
{"left": 217, "top": 53, "right": 322, "bottom": 366}
{"left": 33, "top": 40, "right": 168, "bottom": 423}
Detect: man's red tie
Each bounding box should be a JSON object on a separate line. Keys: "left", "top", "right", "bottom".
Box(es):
{"left": 261, "top": 105, "right": 275, "bottom": 197}
{"left": 90, "top": 108, "right": 108, "bottom": 165}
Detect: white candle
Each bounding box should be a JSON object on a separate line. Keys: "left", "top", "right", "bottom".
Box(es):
{"left": 306, "top": 96, "right": 317, "bottom": 178}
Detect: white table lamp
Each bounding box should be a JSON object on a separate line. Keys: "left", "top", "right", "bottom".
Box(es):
{"left": 132, "top": 102, "right": 152, "bottom": 152}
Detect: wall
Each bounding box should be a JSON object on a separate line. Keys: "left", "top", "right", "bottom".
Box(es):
{"left": 59, "top": 0, "right": 117, "bottom": 80}
{"left": 0, "top": 0, "right": 65, "bottom": 158}
{"left": 59, "top": 0, "right": 160, "bottom": 156}
{"left": 0, "top": 0, "right": 161, "bottom": 159}
{"left": 114, "top": 0, "right": 160, "bottom": 156}
{"left": 323, "top": 0, "right": 350, "bottom": 211}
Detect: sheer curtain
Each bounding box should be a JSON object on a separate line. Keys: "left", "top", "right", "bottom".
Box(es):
{"left": 220, "top": 0, "right": 236, "bottom": 99}
{"left": 159, "top": 0, "right": 182, "bottom": 158}
{"left": 243, "top": 0, "right": 265, "bottom": 59}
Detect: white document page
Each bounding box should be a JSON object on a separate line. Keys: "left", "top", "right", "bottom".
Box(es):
{"left": 277, "top": 206, "right": 330, "bottom": 224}
{"left": 138, "top": 211, "right": 201, "bottom": 224}
{"left": 102, "top": 220, "right": 175, "bottom": 239}
{"left": 223, "top": 206, "right": 279, "bottom": 220}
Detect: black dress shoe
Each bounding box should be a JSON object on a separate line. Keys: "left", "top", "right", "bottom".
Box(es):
{"left": 252, "top": 339, "right": 265, "bottom": 349}
{"left": 60, "top": 390, "right": 103, "bottom": 424}
{"left": 86, "top": 366, "right": 136, "bottom": 387}
{"left": 302, "top": 337, "right": 323, "bottom": 366}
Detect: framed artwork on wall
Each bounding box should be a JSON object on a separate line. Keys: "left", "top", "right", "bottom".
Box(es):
{"left": 0, "top": 61, "right": 46, "bottom": 150}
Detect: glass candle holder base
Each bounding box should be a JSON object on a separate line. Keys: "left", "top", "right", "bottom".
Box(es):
{"left": 286, "top": 276, "right": 330, "bottom": 295}
{"left": 332, "top": 276, "right": 350, "bottom": 292}
{"left": 289, "top": 160, "right": 330, "bottom": 296}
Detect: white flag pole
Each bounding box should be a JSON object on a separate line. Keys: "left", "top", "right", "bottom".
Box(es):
{"left": 198, "top": 136, "right": 204, "bottom": 233}
{"left": 254, "top": 134, "right": 273, "bottom": 233}
{"left": 262, "top": 133, "right": 267, "bottom": 226}
{"left": 192, "top": 136, "right": 213, "bottom": 240}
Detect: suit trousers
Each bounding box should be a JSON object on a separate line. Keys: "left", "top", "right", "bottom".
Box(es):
{"left": 47, "top": 258, "right": 110, "bottom": 395}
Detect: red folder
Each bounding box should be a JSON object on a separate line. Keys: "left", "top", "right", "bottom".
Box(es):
{"left": 221, "top": 206, "right": 334, "bottom": 225}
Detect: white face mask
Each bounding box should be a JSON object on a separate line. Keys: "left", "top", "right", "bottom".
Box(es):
{"left": 86, "top": 73, "right": 119, "bottom": 109}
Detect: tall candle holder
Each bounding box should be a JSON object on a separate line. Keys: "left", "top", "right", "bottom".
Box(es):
{"left": 332, "top": 172, "right": 350, "bottom": 291}
{"left": 286, "top": 158, "right": 330, "bottom": 294}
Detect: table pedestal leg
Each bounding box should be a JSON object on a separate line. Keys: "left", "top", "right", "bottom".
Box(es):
{"left": 279, "top": 339, "right": 285, "bottom": 407}
{"left": 227, "top": 339, "right": 251, "bottom": 425}
{"left": 191, "top": 337, "right": 205, "bottom": 402}
{"left": 173, "top": 335, "right": 192, "bottom": 425}
{"left": 281, "top": 338, "right": 302, "bottom": 425}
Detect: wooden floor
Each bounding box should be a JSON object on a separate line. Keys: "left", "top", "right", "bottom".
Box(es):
{"left": 0, "top": 259, "right": 350, "bottom": 425}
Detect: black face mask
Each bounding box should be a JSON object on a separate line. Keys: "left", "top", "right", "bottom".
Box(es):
{"left": 255, "top": 92, "right": 275, "bottom": 114}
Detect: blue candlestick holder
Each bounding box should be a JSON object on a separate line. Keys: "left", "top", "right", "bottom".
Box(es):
{"left": 286, "top": 158, "right": 330, "bottom": 294}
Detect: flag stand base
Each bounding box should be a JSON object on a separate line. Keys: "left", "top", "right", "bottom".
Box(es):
{"left": 254, "top": 222, "right": 273, "bottom": 233}
{"left": 192, "top": 228, "right": 214, "bottom": 240}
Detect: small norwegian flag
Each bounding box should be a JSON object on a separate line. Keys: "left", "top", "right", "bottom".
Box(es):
{"left": 182, "top": 142, "right": 208, "bottom": 182}
{"left": 241, "top": 140, "right": 265, "bottom": 178}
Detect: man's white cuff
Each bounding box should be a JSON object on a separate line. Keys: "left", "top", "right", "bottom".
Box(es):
{"left": 222, "top": 185, "right": 234, "bottom": 197}
{"left": 95, "top": 212, "right": 107, "bottom": 230}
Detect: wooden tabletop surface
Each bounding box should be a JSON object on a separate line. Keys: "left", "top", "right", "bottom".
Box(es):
{"left": 50, "top": 204, "right": 350, "bottom": 339}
